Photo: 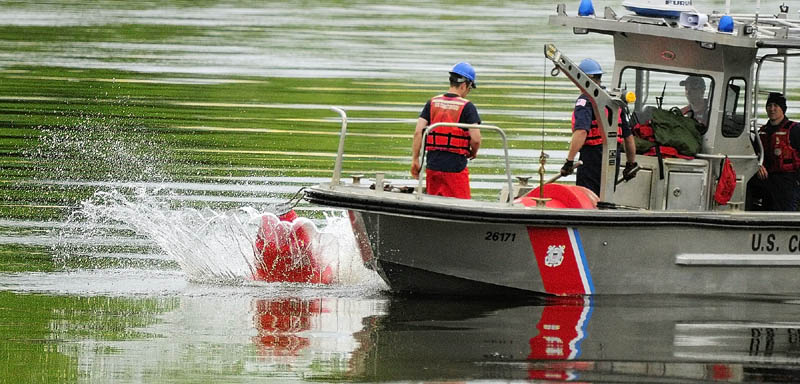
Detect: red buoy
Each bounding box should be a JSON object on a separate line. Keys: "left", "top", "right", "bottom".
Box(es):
{"left": 515, "top": 184, "right": 598, "bottom": 209}
{"left": 253, "top": 210, "right": 333, "bottom": 284}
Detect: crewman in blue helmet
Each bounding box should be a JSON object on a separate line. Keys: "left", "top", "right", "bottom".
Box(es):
{"left": 560, "top": 58, "right": 638, "bottom": 196}
{"left": 411, "top": 62, "right": 482, "bottom": 199}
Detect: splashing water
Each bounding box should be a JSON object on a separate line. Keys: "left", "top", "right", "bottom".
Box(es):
{"left": 24, "top": 112, "right": 175, "bottom": 183}
{"left": 316, "top": 210, "right": 384, "bottom": 286}
{"left": 57, "top": 188, "right": 383, "bottom": 287}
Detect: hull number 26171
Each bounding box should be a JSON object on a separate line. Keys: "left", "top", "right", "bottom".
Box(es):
{"left": 485, "top": 232, "right": 516, "bottom": 242}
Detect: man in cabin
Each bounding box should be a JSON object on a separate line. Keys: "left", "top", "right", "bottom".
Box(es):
{"left": 560, "top": 58, "right": 638, "bottom": 196}
{"left": 747, "top": 92, "right": 800, "bottom": 211}
{"left": 411, "top": 62, "right": 482, "bottom": 199}
{"left": 680, "top": 76, "right": 709, "bottom": 127}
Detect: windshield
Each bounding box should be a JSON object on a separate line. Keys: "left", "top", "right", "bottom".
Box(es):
{"left": 618, "top": 68, "right": 713, "bottom": 130}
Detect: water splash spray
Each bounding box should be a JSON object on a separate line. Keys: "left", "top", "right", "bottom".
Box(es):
{"left": 57, "top": 188, "right": 383, "bottom": 287}
{"left": 24, "top": 111, "right": 174, "bottom": 183}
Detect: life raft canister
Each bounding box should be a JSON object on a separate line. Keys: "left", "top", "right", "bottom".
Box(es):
{"left": 515, "top": 184, "right": 598, "bottom": 209}
{"left": 425, "top": 94, "right": 472, "bottom": 156}
{"left": 253, "top": 210, "right": 333, "bottom": 284}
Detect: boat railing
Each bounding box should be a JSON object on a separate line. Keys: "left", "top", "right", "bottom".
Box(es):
{"left": 751, "top": 51, "right": 800, "bottom": 166}
{"left": 695, "top": 153, "right": 758, "bottom": 160}
{"left": 753, "top": 52, "right": 800, "bottom": 113}
{"left": 330, "top": 106, "right": 349, "bottom": 187}
{"left": 419, "top": 123, "right": 514, "bottom": 205}
{"left": 329, "top": 108, "right": 514, "bottom": 205}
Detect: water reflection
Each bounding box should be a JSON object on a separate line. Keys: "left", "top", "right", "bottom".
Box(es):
{"left": 5, "top": 288, "right": 800, "bottom": 382}
{"left": 348, "top": 296, "right": 800, "bottom": 382}
{"left": 252, "top": 298, "right": 324, "bottom": 357}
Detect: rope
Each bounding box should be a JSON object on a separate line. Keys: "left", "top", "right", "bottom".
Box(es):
{"left": 275, "top": 186, "right": 306, "bottom": 214}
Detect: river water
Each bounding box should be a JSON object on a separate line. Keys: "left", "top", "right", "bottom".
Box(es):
{"left": 2, "top": 0, "right": 800, "bottom": 382}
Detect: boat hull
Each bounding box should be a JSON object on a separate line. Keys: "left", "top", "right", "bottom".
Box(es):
{"left": 307, "top": 184, "right": 800, "bottom": 296}
{"left": 355, "top": 211, "right": 800, "bottom": 296}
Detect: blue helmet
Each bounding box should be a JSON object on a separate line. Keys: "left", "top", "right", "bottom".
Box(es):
{"left": 578, "top": 58, "right": 603, "bottom": 76}
{"left": 449, "top": 62, "right": 477, "bottom": 88}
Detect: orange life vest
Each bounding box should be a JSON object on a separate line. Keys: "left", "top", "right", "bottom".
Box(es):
{"left": 759, "top": 119, "right": 800, "bottom": 173}
{"left": 572, "top": 99, "right": 624, "bottom": 146}
{"left": 425, "top": 94, "right": 471, "bottom": 156}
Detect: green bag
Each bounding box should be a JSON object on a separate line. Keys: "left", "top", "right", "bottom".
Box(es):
{"left": 634, "top": 136, "right": 655, "bottom": 153}
{"left": 650, "top": 108, "right": 702, "bottom": 157}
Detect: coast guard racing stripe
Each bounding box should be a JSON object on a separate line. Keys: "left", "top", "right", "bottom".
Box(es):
{"left": 527, "top": 227, "right": 593, "bottom": 295}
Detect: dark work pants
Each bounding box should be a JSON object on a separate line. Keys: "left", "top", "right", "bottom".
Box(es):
{"left": 576, "top": 145, "right": 602, "bottom": 196}
{"left": 746, "top": 171, "right": 800, "bottom": 211}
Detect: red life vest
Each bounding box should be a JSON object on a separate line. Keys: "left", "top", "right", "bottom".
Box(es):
{"left": 571, "top": 100, "right": 624, "bottom": 146}
{"left": 759, "top": 119, "right": 800, "bottom": 173}
{"left": 425, "top": 94, "right": 471, "bottom": 156}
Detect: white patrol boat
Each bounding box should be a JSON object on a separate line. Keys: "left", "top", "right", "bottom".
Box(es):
{"left": 303, "top": 1, "right": 800, "bottom": 296}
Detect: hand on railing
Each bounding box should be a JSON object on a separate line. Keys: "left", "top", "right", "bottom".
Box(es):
{"left": 411, "top": 159, "right": 421, "bottom": 179}
{"left": 756, "top": 165, "right": 768, "bottom": 181}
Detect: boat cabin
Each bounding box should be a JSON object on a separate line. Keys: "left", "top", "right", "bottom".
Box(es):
{"left": 548, "top": 2, "right": 800, "bottom": 211}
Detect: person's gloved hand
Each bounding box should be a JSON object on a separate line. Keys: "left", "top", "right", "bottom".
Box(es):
{"left": 622, "top": 161, "right": 639, "bottom": 181}
{"left": 560, "top": 160, "right": 575, "bottom": 176}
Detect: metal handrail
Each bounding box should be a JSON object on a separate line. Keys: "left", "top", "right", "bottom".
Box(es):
{"left": 328, "top": 108, "right": 515, "bottom": 205}
{"left": 751, "top": 52, "right": 800, "bottom": 166}
{"left": 330, "top": 106, "right": 348, "bottom": 186}
{"left": 695, "top": 153, "right": 758, "bottom": 160}
{"left": 418, "top": 123, "right": 514, "bottom": 205}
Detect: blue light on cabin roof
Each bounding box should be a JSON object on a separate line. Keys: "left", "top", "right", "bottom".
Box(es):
{"left": 718, "top": 15, "right": 734, "bottom": 33}
{"left": 579, "top": 0, "right": 595, "bottom": 16}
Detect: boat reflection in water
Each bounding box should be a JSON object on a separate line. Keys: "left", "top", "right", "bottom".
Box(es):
{"left": 344, "top": 296, "right": 800, "bottom": 382}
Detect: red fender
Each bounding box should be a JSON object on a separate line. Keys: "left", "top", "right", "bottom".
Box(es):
{"left": 515, "top": 184, "right": 598, "bottom": 209}
{"left": 253, "top": 210, "right": 333, "bottom": 284}
{"left": 254, "top": 214, "right": 290, "bottom": 282}
{"left": 289, "top": 218, "right": 333, "bottom": 284}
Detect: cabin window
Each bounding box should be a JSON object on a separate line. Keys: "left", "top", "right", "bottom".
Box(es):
{"left": 722, "top": 78, "right": 747, "bottom": 138}
{"left": 618, "top": 68, "right": 713, "bottom": 131}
